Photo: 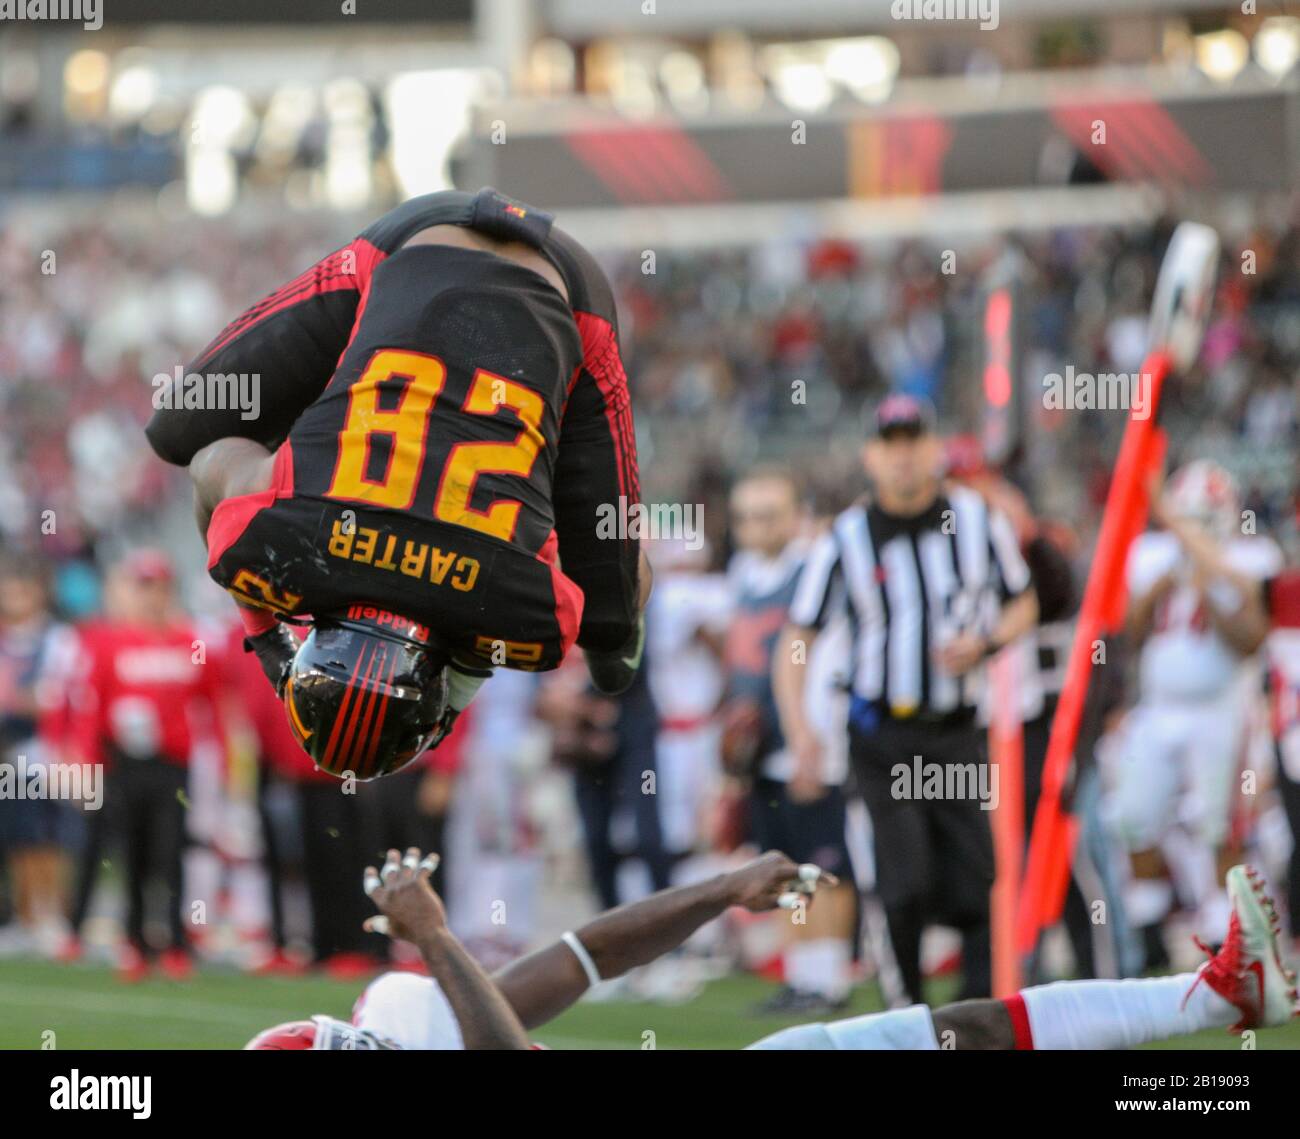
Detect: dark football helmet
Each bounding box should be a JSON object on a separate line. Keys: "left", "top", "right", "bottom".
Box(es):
{"left": 280, "top": 607, "right": 452, "bottom": 780}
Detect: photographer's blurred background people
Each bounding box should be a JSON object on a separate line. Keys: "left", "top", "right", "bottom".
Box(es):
{"left": 724, "top": 469, "right": 857, "bottom": 1013}
{"left": 1118, "top": 462, "right": 1281, "bottom": 960}
{"left": 60, "top": 550, "right": 230, "bottom": 981}
{"left": 543, "top": 647, "right": 673, "bottom": 914}
{"left": 0, "top": 556, "right": 77, "bottom": 955}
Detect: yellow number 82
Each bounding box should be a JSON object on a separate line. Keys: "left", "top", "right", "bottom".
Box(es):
{"left": 325, "top": 348, "right": 545, "bottom": 545}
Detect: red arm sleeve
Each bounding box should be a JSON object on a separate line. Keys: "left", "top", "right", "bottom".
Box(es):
{"left": 554, "top": 312, "right": 642, "bottom": 654}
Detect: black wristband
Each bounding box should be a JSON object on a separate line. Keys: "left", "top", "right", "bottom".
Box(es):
{"left": 245, "top": 624, "right": 297, "bottom": 696}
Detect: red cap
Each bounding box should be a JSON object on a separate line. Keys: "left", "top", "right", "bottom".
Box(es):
{"left": 120, "top": 548, "right": 175, "bottom": 583}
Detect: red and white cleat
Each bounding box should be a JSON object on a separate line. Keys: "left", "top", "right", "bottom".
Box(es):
{"left": 53, "top": 935, "right": 83, "bottom": 964}
{"left": 1189, "top": 864, "right": 1299, "bottom": 1031}
{"left": 115, "top": 945, "right": 150, "bottom": 984}
{"left": 158, "top": 948, "right": 195, "bottom": 981}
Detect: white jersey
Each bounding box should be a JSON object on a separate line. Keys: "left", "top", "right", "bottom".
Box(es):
{"left": 1268, "top": 628, "right": 1300, "bottom": 780}
{"left": 351, "top": 971, "right": 463, "bottom": 1050}
{"left": 800, "top": 612, "right": 852, "bottom": 786}
{"left": 647, "top": 571, "right": 731, "bottom": 723}
{"left": 647, "top": 572, "right": 732, "bottom": 852}
{"left": 1127, "top": 531, "right": 1281, "bottom": 702}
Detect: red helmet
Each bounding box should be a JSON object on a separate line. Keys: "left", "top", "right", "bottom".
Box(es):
{"left": 244, "top": 1015, "right": 397, "bottom": 1050}
{"left": 1165, "top": 460, "right": 1240, "bottom": 537}
{"left": 244, "top": 1020, "right": 316, "bottom": 1050}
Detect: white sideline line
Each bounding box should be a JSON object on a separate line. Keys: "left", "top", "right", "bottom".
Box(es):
{"left": 0, "top": 982, "right": 304, "bottom": 1027}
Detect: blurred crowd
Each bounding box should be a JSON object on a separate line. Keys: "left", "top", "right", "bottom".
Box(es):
{"left": 613, "top": 215, "right": 1298, "bottom": 552}
{"left": 2, "top": 200, "right": 1295, "bottom": 588}
{"left": 0, "top": 197, "right": 1296, "bottom": 997}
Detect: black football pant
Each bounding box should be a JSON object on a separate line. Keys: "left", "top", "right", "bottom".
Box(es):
{"left": 124, "top": 761, "right": 188, "bottom": 952}
{"left": 364, "top": 765, "right": 448, "bottom": 899}
{"left": 256, "top": 764, "right": 289, "bottom": 951}
{"left": 79, "top": 759, "right": 187, "bottom": 953}
{"left": 68, "top": 773, "right": 111, "bottom": 936}
{"left": 850, "top": 718, "right": 994, "bottom": 1005}
{"left": 298, "top": 782, "right": 388, "bottom": 962}
{"left": 572, "top": 674, "right": 672, "bottom": 911}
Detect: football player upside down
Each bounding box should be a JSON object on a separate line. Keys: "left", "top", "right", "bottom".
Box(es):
{"left": 146, "top": 188, "right": 650, "bottom": 779}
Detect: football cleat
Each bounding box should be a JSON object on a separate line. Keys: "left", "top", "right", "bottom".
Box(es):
{"left": 159, "top": 948, "right": 194, "bottom": 981}
{"left": 53, "top": 935, "right": 83, "bottom": 964}
{"left": 1186, "top": 864, "right": 1299, "bottom": 1031}
{"left": 115, "top": 944, "right": 149, "bottom": 985}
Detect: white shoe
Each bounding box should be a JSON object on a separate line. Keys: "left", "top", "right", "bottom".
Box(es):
{"left": 1188, "top": 864, "right": 1299, "bottom": 1031}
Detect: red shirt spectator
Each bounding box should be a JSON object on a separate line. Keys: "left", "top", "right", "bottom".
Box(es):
{"left": 68, "top": 618, "right": 225, "bottom": 770}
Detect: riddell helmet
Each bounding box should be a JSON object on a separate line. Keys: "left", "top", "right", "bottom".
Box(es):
{"left": 1165, "top": 459, "right": 1240, "bottom": 537}
{"left": 282, "top": 606, "right": 450, "bottom": 780}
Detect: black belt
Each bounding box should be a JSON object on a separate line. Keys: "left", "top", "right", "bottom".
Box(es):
{"left": 888, "top": 708, "right": 976, "bottom": 728}
{"left": 849, "top": 695, "right": 976, "bottom": 732}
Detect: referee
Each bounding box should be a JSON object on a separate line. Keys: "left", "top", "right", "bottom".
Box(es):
{"left": 774, "top": 395, "right": 1037, "bottom": 1004}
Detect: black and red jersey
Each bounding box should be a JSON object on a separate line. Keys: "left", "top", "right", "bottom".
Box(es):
{"left": 147, "top": 188, "right": 642, "bottom": 667}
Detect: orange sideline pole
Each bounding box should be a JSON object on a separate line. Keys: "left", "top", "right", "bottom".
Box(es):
{"left": 1015, "top": 352, "right": 1170, "bottom": 953}
{"left": 989, "top": 646, "right": 1024, "bottom": 997}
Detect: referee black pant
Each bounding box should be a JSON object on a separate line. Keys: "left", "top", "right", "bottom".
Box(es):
{"left": 850, "top": 717, "right": 994, "bottom": 1005}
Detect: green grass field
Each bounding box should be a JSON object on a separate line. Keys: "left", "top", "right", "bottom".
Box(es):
{"left": 2, "top": 959, "right": 1297, "bottom": 1050}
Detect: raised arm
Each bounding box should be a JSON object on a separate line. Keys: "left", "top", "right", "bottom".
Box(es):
{"left": 493, "top": 851, "right": 827, "bottom": 1030}
{"left": 365, "top": 848, "right": 531, "bottom": 1051}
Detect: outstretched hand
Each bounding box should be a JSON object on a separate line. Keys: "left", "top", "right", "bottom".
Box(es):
{"left": 363, "top": 847, "right": 445, "bottom": 945}
{"left": 725, "top": 850, "right": 840, "bottom": 913}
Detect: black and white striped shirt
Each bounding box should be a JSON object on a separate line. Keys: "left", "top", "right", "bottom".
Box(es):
{"left": 789, "top": 486, "right": 1032, "bottom": 718}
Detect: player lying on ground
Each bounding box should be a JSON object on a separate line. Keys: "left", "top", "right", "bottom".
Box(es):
{"left": 245, "top": 850, "right": 1298, "bottom": 1050}
{"left": 146, "top": 187, "right": 649, "bottom": 780}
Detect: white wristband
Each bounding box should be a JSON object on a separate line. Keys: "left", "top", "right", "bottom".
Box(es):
{"left": 560, "top": 931, "right": 602, "bottom": 990}
{"left": 447, "top": 664, "right": 491, "bottom": 713}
